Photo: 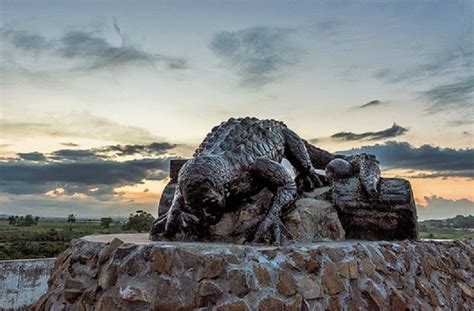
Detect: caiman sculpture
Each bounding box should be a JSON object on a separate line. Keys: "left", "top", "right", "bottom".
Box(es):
{"left": 151, "top": 117, "right": 380, "bottom": 244}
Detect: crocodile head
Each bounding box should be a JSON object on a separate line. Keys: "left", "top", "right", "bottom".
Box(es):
{"left": 178, "top": 154, "right": 231, "bottom": 226}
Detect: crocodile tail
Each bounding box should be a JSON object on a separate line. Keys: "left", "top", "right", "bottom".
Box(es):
{"left": 303, "top": 140, "right": 338, "bottom": 170}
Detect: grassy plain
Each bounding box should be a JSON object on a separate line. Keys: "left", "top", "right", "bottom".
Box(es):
{"left": 0, "top": 219, "right": 133, "bottom": 260}
{"left": 0, "top": 217, "right": 472, "bottom": 260}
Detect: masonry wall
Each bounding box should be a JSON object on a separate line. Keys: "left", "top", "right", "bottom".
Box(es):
{"left": 0, "top": 258, "right": 55, "bottom": 310}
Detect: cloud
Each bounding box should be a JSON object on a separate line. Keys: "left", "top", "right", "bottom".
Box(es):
{"left": 209, "top": 26, "right": 299, "bottom": 87}
{"left": 60, "top": 142, "right": 79, "bottom": 147}
{"left": 340, "top": 141, "right": 474, "bottom": 178}
{"left": 57, "top": 30, "right": 187, "bottom": 71}
{"left": 417, "top": 196, "right": 474, "bottom": 220}
{"left": 17, "top": 152, "right": 46, "bottom": 161}
{"left": 1, "top": 113, "right": 159, "bottom": 143}
{"left": 421, "top": 76, "right": 474, "bottom": 114}
{"left": 1, "top": 23, "right": 187, "bottom": 71}
{"left": 0, "top": 142, "right": 178, "bottom": 197}
{"left": 331, "top": 123, "right": 408, "bottom": 141}
{"left": 97, "top": 142, "right": 177, "bottom": 157}
{"left": 1, "top": 29, "right": 50, "bottom": 52}
{"left": 358, "top": 100, "right": 385, "bottom": 109}
{"left": 446, "top": 115, "right": 473, "bottom": 127}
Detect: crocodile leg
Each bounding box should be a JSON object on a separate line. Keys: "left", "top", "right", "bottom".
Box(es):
{"left": 150, "top": 188, "right": 199, "bottom": 239}
{"left": 250, "top": 158, "right": 297, "bottom": 244}
{"left": 282, "top": 128, "right": 324, "bottom": 191}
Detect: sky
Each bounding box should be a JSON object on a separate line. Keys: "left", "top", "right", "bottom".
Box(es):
{"left": 0, "top": 0, "right": 473, "bottom": 220}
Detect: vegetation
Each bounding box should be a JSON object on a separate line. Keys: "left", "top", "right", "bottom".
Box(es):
{"left": 418, "top": 215, "right": 474, "bottom": 240}
{"left": 100, "top": 217, "right": 114, "bottom": 228}
{"left": 0, "top": 215, "right": 149, "bottom": 260}
{"left": 0, "top": 213, "right": 472, "bottom": 260}
{"left": 122, "top": 210, "right": 155, "bottom": 232}
{"left": 8, "top": 214, "right": 40, "bottom": 227}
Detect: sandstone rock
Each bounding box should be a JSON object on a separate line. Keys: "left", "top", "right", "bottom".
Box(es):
{"left": 458, "top": 281, "right": 474, "bottom": 299}
{"left": 364, "top": 280, "right": 387, "bottom": 310}
{"left": 390, "top": 287, "right": 408, "bottom": 311}
{"left": 202, "top": 255, "right": 225, "bottom": 279}
{"left": 97, "top": 238, "right": 123, "bottom": 264}
{"left": 98, "top": 265, "right": 117, "bottom": 289}
{"left": 196, "top": 281, "right": 222, "bottom": 307}
{"left": 285, "top": 196, "right": 345, "bottom": 242}
{"left": 228, "top": 269, "right": 250, "bottom": 297}
{"left": 332, "top": 177, "right": 417, "bottom": 240}
{"left": 178, "top": 249, "right": 204, "bottom": 270}
{"left": 284, "top": 294, "right": 303, "bottom": 311}
{"left": 253, "top": 264, "right": 272, "bottom": 286}
{"left": 33, "top": 236, "right": 474, "bottom": 310}
{"left": 119, "top": 286, "right": 148, "bottom": 302}
{"left": 96, "top": 295, "right": 118, "bottom": 311}
{"left": 277, "top": 269, "right": 296, "bottom": 296}
{"left": 64, "top": 289, "right": 82, "bottom": 303}
{"left": 305, "top": 249, "right": 321, "bottom": 273}
{"left": 258, "top": 296, "right": 285, "bottom": 311}
{"left": 358, "top": 256, "right": 375, "bottom": 276}
{"left": 328, "top": 296, "right": 342, "bottom": 311}
{"left": 152, "top": 248, "right": 174, "bottom": 274}
{"left": 290, "top": 251, "right": 306, "bottom": 270}
{"left": 337, "top": 259, "right": 358, "bottom": 279}
{"left": 216, "top": 300, "right": 249, "bottom": 311}
{"left": 297, "top": 275, "right": 322, "bottom": 299}
{"left": 321, "top": 260, "right": 345, "bottom": 295}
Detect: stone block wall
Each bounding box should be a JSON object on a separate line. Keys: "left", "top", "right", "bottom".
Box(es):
{"left": 33, "top": 234, "right": 473, "bottom": 310}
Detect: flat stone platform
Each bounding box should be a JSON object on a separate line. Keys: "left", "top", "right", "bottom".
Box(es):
{"left": 33, "top": 234, "right": 473, "bottom": 310}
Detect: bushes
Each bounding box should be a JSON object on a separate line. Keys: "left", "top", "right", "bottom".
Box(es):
{"left": 122, "top": 210, "right": 155, "bottom": 233}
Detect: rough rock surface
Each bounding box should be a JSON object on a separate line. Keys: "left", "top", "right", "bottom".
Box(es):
{"left": 34, "top": 234, "right": 473, "bottom": 310}
{"left": 332, "top": 177, "right": 417, "bottom": 240}
{"left": 159, "top": 187, "right": 345, "bottom": 244}
{"left": 156, "top": 160, "right": 416, "bottom": 243}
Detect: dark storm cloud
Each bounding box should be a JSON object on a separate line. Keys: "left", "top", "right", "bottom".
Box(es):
{"left": 98, "top": 142, "right": 177, "bottom": 157}
{"left": 209, "top": 26, "right": 299, "bottom": 87}
{"left": 0, "top": 142, "right": 180, "bottom": 196}
{"left": 421, "top": 76, "right": 474, "bottom": 114}
{"left": 358, "top": 100, "right": 385, "bottom": 109}
{"left": 1, "top": 25, "right": 187, "bottom": 71}
{"left": 331, "top": 123, "right": 408, "bottom": 141}
{"left": 340, "top": 141, "right": 474, "bottom": 178}
{"left": 50, "top": 149, "right": 100, "bottom": 161}
{"left": 17, "top": 152, "right": 46, "bottom": 161}
{"left": 1, "top": 29, "right": 50, "bottom": 52}
{"left": 0, "top": 158, "right": 167, "bottom": 185}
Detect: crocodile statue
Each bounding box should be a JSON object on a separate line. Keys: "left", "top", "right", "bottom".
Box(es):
{"left": 150, "top": 117, "right": 380, "bottom": 244}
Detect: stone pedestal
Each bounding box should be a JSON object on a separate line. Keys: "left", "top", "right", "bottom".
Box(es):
{"left": 34, "top": 234, "right": 473, "bottom": 310}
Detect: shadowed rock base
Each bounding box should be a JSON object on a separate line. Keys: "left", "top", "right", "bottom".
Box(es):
{"left": 33, "top": 234, "right": 473, "bottom": 310}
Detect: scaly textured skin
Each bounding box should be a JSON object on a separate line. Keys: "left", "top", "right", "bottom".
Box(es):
{"left": 151, "top": 117, "right": 379, "bottom": 244}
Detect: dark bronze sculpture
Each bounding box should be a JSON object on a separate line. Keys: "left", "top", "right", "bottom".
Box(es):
{"left": 151, "top": 117, "right": 382, "bottom": 244}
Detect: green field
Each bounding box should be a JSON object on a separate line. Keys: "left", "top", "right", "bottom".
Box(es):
{"left": 0, "top": 219, "right": 135, "bottom": 260}
{"left": 419, "top": 230, "right": 474, "bottom": 240}
{"left": 1, "top": 217, "right": 472, "bottom": 260}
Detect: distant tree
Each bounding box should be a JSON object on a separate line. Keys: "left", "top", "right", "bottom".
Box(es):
{"left": 8, "top": 216, "right": 17, "bottom": 226}
{"left": 100, "top": 217, "right": 113, "bottom": 228}
{"left": 15, "top": 214, "right": 39, "bottom": 227}
{"left": 67, "top": 214, "right": 76, "bottom": 223}
{"left": 123, "top": 210, "right": 155, "bottom": 232}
